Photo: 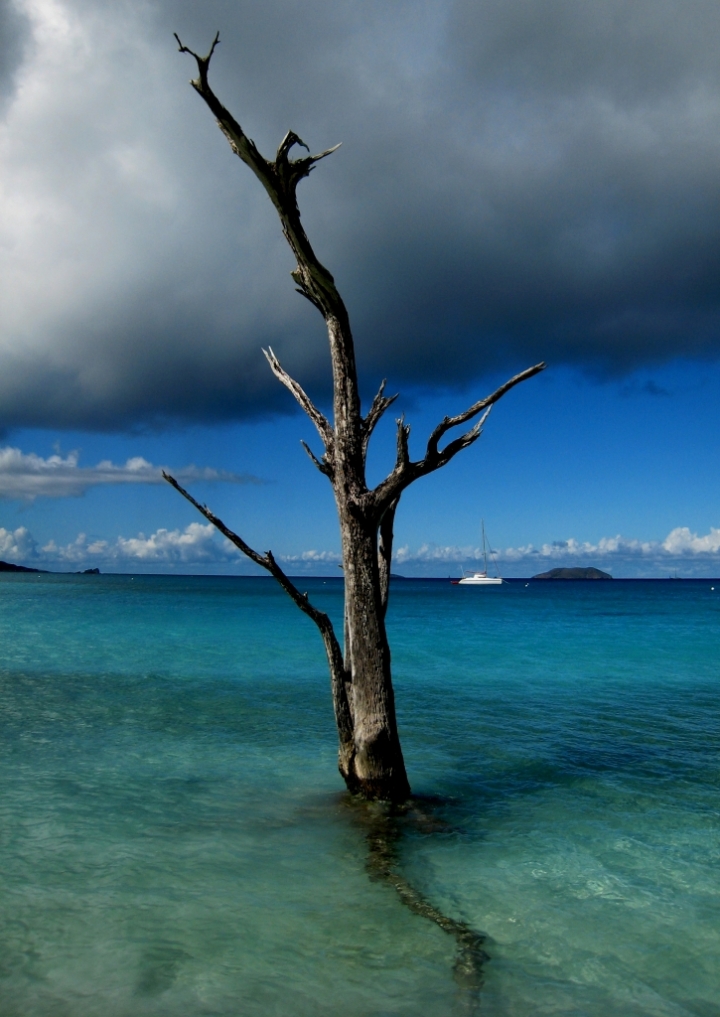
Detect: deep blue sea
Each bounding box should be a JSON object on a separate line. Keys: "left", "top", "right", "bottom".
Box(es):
{"left": 1, "top": 573, "right": 718, "bottom": 1016}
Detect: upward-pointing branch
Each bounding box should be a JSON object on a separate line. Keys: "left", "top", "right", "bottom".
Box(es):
{"left": 371, "top": 361, "right": 546, "bottom": 516}
{"left": 175, "top": 32, "right": 363, "bottom": 450}
{"left": 174, "top": 32, "right": 344, "bottom": 324}
{"left": 425, "top": 362, "right": 546, "bottom": 460}
{"left": 263, "top": 347, "right": 334, "bottom": 451}
{"left": 262, "top": 347, "right": 334, "bottom": 479}
{"left": 362, "top": 379, "right": 399, "bottom": 463}
{"left": 173, "top": 31, "right": 220, "bottom": 79}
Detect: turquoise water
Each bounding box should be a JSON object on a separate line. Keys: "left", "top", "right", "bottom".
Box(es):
{"left": 1, "top": 573, "right": 718, "bottom": 1016}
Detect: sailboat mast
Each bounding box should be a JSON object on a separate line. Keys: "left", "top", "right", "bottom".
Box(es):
{"left": 482, "top": 519, "right": 488, "bottom": 575}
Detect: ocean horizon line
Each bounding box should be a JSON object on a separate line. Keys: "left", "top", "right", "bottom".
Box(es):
{"left": 3, "top": 570, "right": 720, "bottom": 582}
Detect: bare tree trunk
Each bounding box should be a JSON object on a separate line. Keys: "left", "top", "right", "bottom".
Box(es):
{"left": 339, "top": 514, "right": 410, "bottom": 799}
{"left": 170, "top": 35, "right": 545, "bottom": 802}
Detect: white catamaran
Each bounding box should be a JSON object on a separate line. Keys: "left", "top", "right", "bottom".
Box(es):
{"left": 453, "top": 521, "right": 504, "bottom": 585}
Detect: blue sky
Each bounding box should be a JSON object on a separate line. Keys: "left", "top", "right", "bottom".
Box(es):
{"left": 2, "top": 0, "right": 720, "bottom": 577}
{"left": 4, "top": 358, "right": 720, "bottom": 577}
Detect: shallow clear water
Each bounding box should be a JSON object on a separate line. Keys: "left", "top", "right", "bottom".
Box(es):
{"left": 1, "top": 573, "right": 718, "bottom": 1015}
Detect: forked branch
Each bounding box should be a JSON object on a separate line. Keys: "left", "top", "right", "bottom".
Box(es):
{"left": 175, "top": 33, "right": 346, "bottom": 325}
{"left": 426, "top": 362, "right": 545, "bottom": 460}
{"left": 372, "top": 362, "right": 546, "bottom": 515}
{"left": 362, "top": 379, "right": 399, "bottom": 462}
{"left": 173, "top": 31, "right": 220, "bottom": 89}
{"left": 395, "top": 414, "right": 411, "bottom": 471}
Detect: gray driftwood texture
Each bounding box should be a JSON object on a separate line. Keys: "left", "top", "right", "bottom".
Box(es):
{"left": 167, "top": 34, "right": 545, "bottom": 801}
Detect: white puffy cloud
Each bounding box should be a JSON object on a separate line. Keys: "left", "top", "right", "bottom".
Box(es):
{"left": 395, "top": 527, "right": 720, "bottom": 575}
{"left": 0, "top": 525, "right": 38, "bottom": 560}
{"left": 37, "top": 525, "right": 333, "bottom": 570}
{"left": 661, "top": 526, "right": 720, "bottom": 555}
{"left": 0, "top": 446, "right": 261, "bottom": 499}
{"left": 42, "top": 522, "right": 241, "bottom": 565}
{"left": 281, "top": 549, "right": 342, "bottom": 564}
{"left": 501, "top": 535, "right": 657, "bottom": 561}
{"left": 114, "top": 523, "right": 237, "bottom": 563}
{"left": 4, "top": 520, "right": 720, "bottom": 575}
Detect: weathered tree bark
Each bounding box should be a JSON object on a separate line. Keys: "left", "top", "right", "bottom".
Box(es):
{"left": 169, "top": 34, "right": 545, "bottom": 801}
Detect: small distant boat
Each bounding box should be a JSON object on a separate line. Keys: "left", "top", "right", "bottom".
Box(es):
{"left": 452, "top": 521, "right": 505, "bottom": 585}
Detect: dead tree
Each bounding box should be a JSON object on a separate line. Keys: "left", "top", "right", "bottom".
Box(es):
{"left": 167, "top": 34, "right": 545, "bottom": 802}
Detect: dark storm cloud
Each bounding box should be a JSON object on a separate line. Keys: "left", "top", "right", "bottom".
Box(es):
{"left": 0, "top": 0, "right": 29, "bottom": 103}
{"left": 2, "top": 0, "right": 720, "bottom": 430}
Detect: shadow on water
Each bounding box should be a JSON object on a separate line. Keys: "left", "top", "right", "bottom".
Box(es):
{"left": 134, "top": 943, "right": 191, "bottom": 997}
{"left": 341, "top": 793, "right": 490, "bottom": 1015}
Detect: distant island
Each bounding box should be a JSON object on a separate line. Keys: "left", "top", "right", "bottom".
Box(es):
{"left": 533, "top": 567, "right": 612, "bottom": 580}
{"left": 0, "top": 561, "right": 100, "bottom": 575}
{"left": 0, "top": 560, "right": 47, "bottom": 573}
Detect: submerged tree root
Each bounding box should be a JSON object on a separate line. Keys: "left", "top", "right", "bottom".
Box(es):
{"left": 345, "top": 796, "right": 489, "bottom": 1008}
